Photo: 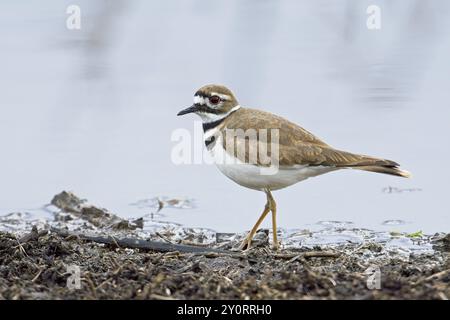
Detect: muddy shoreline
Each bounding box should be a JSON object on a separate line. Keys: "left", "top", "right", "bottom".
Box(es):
{"left": 0, "top": 192, "right": 449, "bottom": 300}
{"left": 0, "top": 229, "right": 449, "bottom": 299}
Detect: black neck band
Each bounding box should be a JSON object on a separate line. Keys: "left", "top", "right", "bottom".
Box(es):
{"left": 202, "top": 107, "right": 239, "bottom": 132}
{"left": 205, "top": 135, "right": 216, "bottom": 147}
{"left": 202, "top": 117, "right": 226, "bottom": 132}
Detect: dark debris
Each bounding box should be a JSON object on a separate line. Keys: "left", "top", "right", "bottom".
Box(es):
{"left": 0, "top": 230, "right": 448, "bottom": 300}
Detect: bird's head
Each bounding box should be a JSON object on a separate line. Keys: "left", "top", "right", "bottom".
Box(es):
{"left": 177, "top": 84, "right": 239, "bottom": 122}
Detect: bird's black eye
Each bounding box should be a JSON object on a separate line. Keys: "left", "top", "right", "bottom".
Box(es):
{"left": 209, "top": 95, "right": 220, "bottom": 105}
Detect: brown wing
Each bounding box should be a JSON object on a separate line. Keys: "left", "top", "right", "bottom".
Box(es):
{"left": 222, "top": 108, "right": 329, "bottom": 147}
{"left": 277, "top": 144, "right": 399, "bottom": 167}
{"left": 221, "top": 108, "right": 400, "bottom": 169}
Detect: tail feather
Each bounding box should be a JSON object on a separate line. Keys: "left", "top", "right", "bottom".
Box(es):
{"left": 352, "top": 165, "right": 411, "bottom": 178}
{"left": 312, "top": 147, "right": 411, "bottom": 178}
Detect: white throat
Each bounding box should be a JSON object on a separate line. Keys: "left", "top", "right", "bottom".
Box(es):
{"left": 198, "top": 105, "right": 241, "bottom": 123}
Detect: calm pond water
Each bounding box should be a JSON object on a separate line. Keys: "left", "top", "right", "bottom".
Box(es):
{"left": 0, "top": 1, "right": 449, "bottom": 234}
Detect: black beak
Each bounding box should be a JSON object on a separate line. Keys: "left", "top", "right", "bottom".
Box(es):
{"left": 177, "top": 104, "right": 198, "bottom": 116}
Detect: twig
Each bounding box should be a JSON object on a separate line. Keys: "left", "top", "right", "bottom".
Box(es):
{"left": 31, "top": 267, "right": 44, "bottom": 283}
{"left": 14, "top": 236, "right": 28, "bottom": 257}
{"left": 180, "top": 240, "right": 210, "bottom": 247}
{"left": 155, "top": 232, "right": 175, "bottom": 244}
{"left": 438, "top": 292, "right": 448, "bottom": 300}
{"left": 50, "top": 227, "right": 232, "bottom": 255}
{"left": 49, "top": 227, "right": 341, "bottom": 261}
{"left": 303, "top": 251, "right": 340, "bottom": 258}
{"left": 83, "top": 274, "right": 98, "bottom": 299}
{"left": 413, "top": 269, "right": 450, "bottom": 286}
{"left": 271, "top": 251, "right": 340, "bottom": 260}
{"left": 149, "top": 293, "right": 176, "bottom": 300}
{"left": 424, "top": 269, "right": 450, "bottom": 282}
{"left": 110, "top": 235, "right": 121, "bottom": 249}
{"left": 95, "top": 279, "right": 111, "bottom": 290}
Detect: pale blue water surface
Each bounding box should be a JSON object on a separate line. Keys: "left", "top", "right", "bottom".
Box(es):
{"left": 0, "top": 1, "right": 449, "bottom": 234}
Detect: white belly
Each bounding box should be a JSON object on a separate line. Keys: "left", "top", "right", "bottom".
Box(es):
{"left": 209, "top": 137, "right": 335, "bottom": 191}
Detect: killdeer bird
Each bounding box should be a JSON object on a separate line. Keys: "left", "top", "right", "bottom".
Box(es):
{"left": 177, "top": 84, "right": 410, "bottom": 250}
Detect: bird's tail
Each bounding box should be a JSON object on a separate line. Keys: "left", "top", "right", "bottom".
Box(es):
{"left": 332, "top": 150, "right": 411, "bottom": 178}
{"left": 353, "top": 165, "right": 411, "bottom": 178}
{"left": 317, "top": 147, "right": 411, "bottom": 178}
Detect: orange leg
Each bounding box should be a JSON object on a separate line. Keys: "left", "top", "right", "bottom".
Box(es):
{"left": 268, "top": 191, "right": 279, "bottom": 250}
{"left": 240, "top": 190, "right": 278, "bottom": 250}
{"left": 239, "top": 202, "right": 270, "bottom": 250}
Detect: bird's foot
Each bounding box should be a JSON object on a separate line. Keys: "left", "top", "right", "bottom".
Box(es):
{"left": 272, "top": 241, "right": 280, "bottom": 251}
{"left": 239, "top": 231, "right": 279, "bottom": 251}
{"left": 239, "top": 237, "right": 252, "bottom": 251}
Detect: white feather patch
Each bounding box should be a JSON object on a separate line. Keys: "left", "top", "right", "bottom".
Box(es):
{"left": 209, "top": 136, "right": 335, "bottom": 190}
{"left": 193, "top": 95, "right": 206, "bottom": 105}
{"left": 199, "top": 105, "right": 241, "bottom": 123}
